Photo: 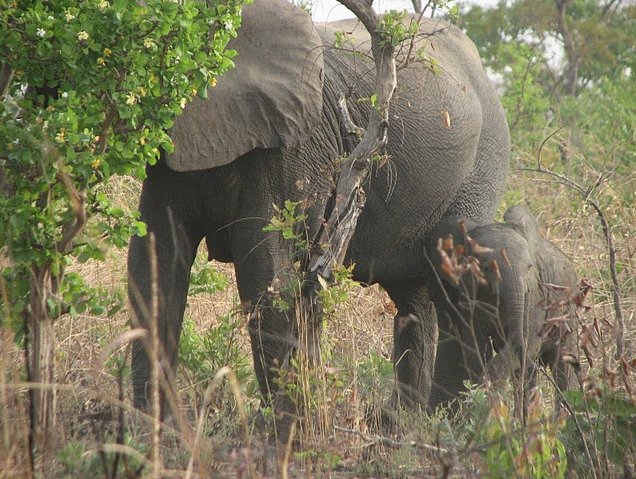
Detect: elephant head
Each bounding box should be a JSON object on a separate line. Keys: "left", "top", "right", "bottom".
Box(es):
{"left": 430, "top": 216, "right": 533, "bottom": 361}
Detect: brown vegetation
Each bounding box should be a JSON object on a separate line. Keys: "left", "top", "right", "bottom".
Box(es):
{"left": 1, "top": 154, "right": 635, "bottom": 477}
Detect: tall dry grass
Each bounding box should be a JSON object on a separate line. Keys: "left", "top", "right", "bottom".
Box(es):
{"left": 1, "top": 157, "right": 635, "bottom": 477}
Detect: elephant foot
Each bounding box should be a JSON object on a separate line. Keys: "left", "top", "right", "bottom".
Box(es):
{"left": 363, "top": 400, "right": 411, "bottom": 437}
{"left": 392, "top": 380, "right": 430, "bottom": 411}
{"left": 271, "top": 394, "right": 300, "bottom": 448}
{"left": 132, "top": 382, "right": 179, "bottom": 426}
{"left": 251, "top": 392, "right": 300, "bottom": 451}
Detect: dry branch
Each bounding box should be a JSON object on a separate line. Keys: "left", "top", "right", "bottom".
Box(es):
{"left": 306, "top": 0, "right": 397, "bottom": 291}
{"left": 55, "top": 170, "right": 87, "bottom": 255}
{"left": 148, "top": 233, "right": 162, "bottom": 477}
{"left": 334, "top": 425, "right": 448, "bottom": 453}
{"left": 0, "top": 63, "right": 13, "bottom": 98}
{"left": 526, "top": 143, "right": 625, "bottom": 358}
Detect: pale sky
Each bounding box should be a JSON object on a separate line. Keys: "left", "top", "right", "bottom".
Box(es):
{"left": 312, "top": 0, "right": 499, "bottom": 22}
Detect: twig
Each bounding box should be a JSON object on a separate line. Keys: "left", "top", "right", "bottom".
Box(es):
{"left": 280, "top": 421, "right": 296, "bottom": 479}
{"left": 96, "top": 104, "right": 118, "bottom": 155}
{"left": 3, "top": 381, "right": 185, "bottom": 436}
{"left": 522, "top": 164, "right": 625, "bottom": 358}
{"left": 54, "top": 169, "right": 87, "bottom": 255}
{"left": 185, "top": 366, "right": 252, "bottom": 479}
{"left": 535, "top": 127, "right": 564, "bottom": 171}
{"left": 111, "top": 347, "right": 129, "bottom": 479}
{"left": 148, "top": 233, "right": 162, "bottom": 477}
{"left": 334, "top": 425, "right": 448, "bottom": 453}
{"left": 540, "top": 368, "right": 598, "bottom": 476}
{"left": 508, "top": 56, "right": 537, "bottom": 132}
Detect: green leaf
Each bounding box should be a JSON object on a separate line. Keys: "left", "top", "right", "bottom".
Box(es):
{"left": 0, "top": 0, "right": 243, "bottom": 333}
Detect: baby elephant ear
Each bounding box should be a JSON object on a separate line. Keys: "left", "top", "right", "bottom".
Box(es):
{"left": 166, "top": 0, "right": 324, "bottom": 172}
{"left": 504, "top": 205, "right": 541, "bottom": 246}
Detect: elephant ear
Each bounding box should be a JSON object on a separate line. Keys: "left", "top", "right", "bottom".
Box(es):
{"left": 503, "top": 205, "right": 541, "bottom": 251}
{"left": 166, "top": 0, "right": 324, "bottom": 172}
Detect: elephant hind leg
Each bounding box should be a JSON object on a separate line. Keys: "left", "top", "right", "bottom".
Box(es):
{"left": 384, "top": 283, "right": 438, "bottom": 410}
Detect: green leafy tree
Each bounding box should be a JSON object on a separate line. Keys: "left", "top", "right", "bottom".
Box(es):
{"left": 0, "top": 0, "right": 242, "bottom": 457}
{"left": 459, "top": 0, "right": 635, "bottom": 169}
{"left": 460, "top": 0, "right": 635, "bottom": 96}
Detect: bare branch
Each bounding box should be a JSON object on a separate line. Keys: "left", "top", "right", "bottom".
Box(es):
{"left": 524, "top": 144, "right": 625, "bottom": 358}
{"left": 337, "top": 93, "right": 365, "bottom": 138}
{"left": 97, "top": 104, "right": 118, "bottom": 155}
{"left": 0, "top": 63, "right": 13, "bottom": 98}
{"left": 306, "top": 0, "right": 398, "bottom": 287}
{"left": 335, "top": 425, "right": 448, "bottom": 453}
{"left": 601, "top": 0, "right": 622, "bottom": 17}
{"left": 508, "top": 56, "right": 539, "bottom": 132}
{"left": 55, "top": 170, "right": 87, "bottom": 255}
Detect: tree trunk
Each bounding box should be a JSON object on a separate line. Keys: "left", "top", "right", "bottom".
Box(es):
{"left": 25, "top": 168, "right": 84, "bottom": 461}
{"left": 555, "top": 0, "right": 579, "bottom": 96}
{"left": 28, "top": 267, "right": 56, "bottom": 458}
{"left": 0, "top": 63, "right": 13, "bottom": 97}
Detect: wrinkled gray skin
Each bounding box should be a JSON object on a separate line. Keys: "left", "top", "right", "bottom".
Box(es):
{"left": 128, "top": 0, "right": 509, "bottom": 416}
{"left": 427, "top": 205, "right": 578, "bottom": 409}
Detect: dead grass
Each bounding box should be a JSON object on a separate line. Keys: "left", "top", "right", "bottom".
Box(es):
{"left": 1, "top": 164, "right": 635, "bottom": 478}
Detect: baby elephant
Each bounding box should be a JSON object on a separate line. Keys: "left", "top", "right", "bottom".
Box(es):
{"left": 427, "top": 205, "right": 579, "bottom": 410}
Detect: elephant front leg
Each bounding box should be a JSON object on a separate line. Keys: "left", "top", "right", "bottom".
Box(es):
{"left": 247, "top": 277, "right": 324, "bottom": 400}
{"left": 246, "top": 292, "right": 302, "bottom": 444}
{"left": 247, "top": 293, "right": 297, "bottom": 401}
{"left": 128, "top": 188, "right": 202, "bottom": 412}
{"left": 231, "top": 230, "right": 315, "bottom": 442}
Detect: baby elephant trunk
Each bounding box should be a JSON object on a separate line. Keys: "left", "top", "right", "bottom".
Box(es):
{"left": 484, "top": 266, "right": 529, "bottom": 386}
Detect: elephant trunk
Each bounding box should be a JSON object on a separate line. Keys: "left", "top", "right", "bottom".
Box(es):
{"left": 500, "top": 271, "right": 536, "bottom": 415}
{"left": 503, "top": 279, "right": 529, "bottom": 372}
{"left": 483, "top": 267, "right": 528, "bottom": 385}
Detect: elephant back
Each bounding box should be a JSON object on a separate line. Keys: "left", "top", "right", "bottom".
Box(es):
{"left": 536, "top": 238, "right": 579, "bottom": 302}
{"left": 316, "top": 15, "right": 485, "bottom": 87}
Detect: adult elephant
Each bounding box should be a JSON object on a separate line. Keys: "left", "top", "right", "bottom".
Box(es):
{"left": 427, "top": 206, "right": 578, "bottom": 410}
{"left": 128, "top": 0, "right": 510, "bottom": 416}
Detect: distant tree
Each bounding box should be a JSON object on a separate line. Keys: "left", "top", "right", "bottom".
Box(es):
{"left": 461, "top": 0, "right": 634, "bottom": 97}
{"left": 459, "top": 0, "right": 635, "bottom": 169}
